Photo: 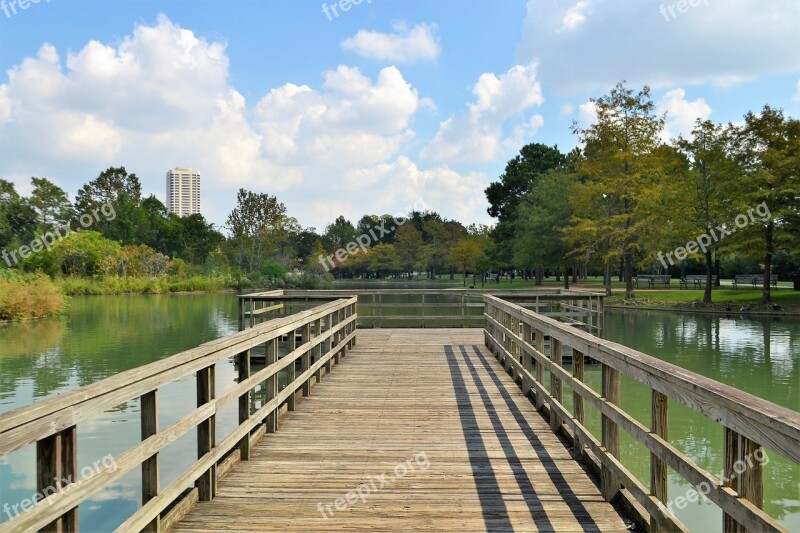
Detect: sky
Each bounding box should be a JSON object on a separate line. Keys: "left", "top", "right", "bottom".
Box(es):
{"left": 1, "top": 0, "right": 799, "bottom": 233}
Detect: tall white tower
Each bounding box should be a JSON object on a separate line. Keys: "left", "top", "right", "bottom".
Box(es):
{"left": 166, "top": 167, "right": 200, "bottom": 216}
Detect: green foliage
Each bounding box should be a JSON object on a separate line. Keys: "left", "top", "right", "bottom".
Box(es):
{"left": 0, "top": 273, "right": 67, "bottom": 320}
{"left": 22, "top": 230, "right": 121, "bottom": 276}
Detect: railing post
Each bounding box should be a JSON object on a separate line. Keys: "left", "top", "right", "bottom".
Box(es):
{"left": 302, "top": 323, "right": 312, "bottom": 397}
{"left": 266, "top": 339, "right": 278, "bottom": 433}
{"left": 572, "top": 348, "right": 585, "bottom": 460}
{"left": 314, "top": 318, "right": 323, "bottom": 383}
{"left": 550, "top": 338, "right": 562, "bottom": 433}
{"left": 651, "top": 390, "right": 668, "bottom": 533}
{"left": 288, "top": 328, "right": 297, "bottom": 411}
{"left": 723, "top": 428, "right": 764, "bottom": 533}
{"left": 333, "top": 309, "right": 341, "bottom": 364}
{"left": 601, "top": 363, "right": 621, "bottom": 501}
{"left": 323, "top": 315, "right": 333, "bottom": 374}
{"left": 237, "top": 296, "right": 244, "bottom": 331}
{"left": 349, "top": 302, "right": 357, "bottom": 347}
{"left": 534, "top": 329, "right": 545, "bottom": 411}
{"left": 141, "top": 390, "right": 160, "bottom": 532}
{"left": 522, "top": 322, "right": 533, "bottom": 396}
{"left": 36, "top": 425, "right": 78, "bottom": 532}
{"left": 196, "top": 365, "right": 216, "bottom": 501}
{"left": 238, "top": 350, "right": 251, "bottom": 460}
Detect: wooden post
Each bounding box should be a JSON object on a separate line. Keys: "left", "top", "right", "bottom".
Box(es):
{"left": 141, "top": 391, "right": 160, "bottom": 532}
{"left": 314, "top": 318, "right": 323, "bottom": 383}
{"left": 238, "top": 350, "right": 251, "bottom": 460}
{"left": 572, "top": 349, "right": 585, "bottom": 460}
{"left": 601, "top": 363, "right": 621, "bottom": 501}
{"left": 349, "top": 302, "right": 357, "bottom": 347}
{"left": 723, "top": 429, "right": 764, "bottom": 533}
{"left": 323, "top": 314, "right": 333, "bottom": 374}
{"left": 302, "top": 323, "right": 311, "bottom": 397}
{"left": 37, "top": 425, "right": 78, "bottom": 532}
{"left": 266, "top": 339, "right": 278, "bottom": 433}
{"left": 196, "top": 365, "right": 216, "bottom": 501}
{"left": 288, "top": 328, "right": 297, "bottom": 411}
{"left": 237, "top": 296, "right": 244, "bottom": 332}
{"left": 522, "top": 322, "right": 533, "bottom": 396}
{"left": 651, "top": 390, "right": 668, "bottom": 533}
{"left": 550, "top": 338, "right": 562, "bottom": 433}
{"left": 534, "top": 329, "right": 545, "bottom": 410}
{"left": 333, "top": 310, "right": 341, "bottom": 365}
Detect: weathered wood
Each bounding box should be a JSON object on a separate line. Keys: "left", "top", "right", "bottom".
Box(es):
{"left": 265, "top": 339, "right": 278, "bottom": 434}
{"left": 196, "top": 365, "right": 216, "bottom": 501}
{"left": 140, "top": 390, "right": 160, "bottom": 533}
{"left": 238, "top": 350, "right": 251, "bottom": 461}
{"left": 550, "top": 337, "right": 563, "bottom": 433}
{"left": 301, "top": 323, "right": 311, "bottom": 397}
{"left": 572, "top": 348, "right": 584, "bottom": 460}
{"left": 651, "top": 390, "right": 668, "bottom": 533}
{"left": 483, "top": 297, "right": 792, "bottom": 533}
{"left": 287, "top": 327, "right": 297, "bottom": 411}
{"left": 534, "top": 328, "right": 545, "bottom": 410}
{"left": 172, "top": 329, "right": 628, "bottom": 533}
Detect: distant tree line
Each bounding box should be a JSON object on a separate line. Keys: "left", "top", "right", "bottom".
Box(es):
{"left": 485, "top": 82, "right": 800, "bottom": 303}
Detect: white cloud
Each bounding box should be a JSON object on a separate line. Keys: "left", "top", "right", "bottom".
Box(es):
{"left": 559, "top": 103, "right": 575, "bottom": 117}
{"left": 657, "top": 88, "right": 712, "bottom": 140}
{"left": 341, "top": 22, "right": 440, "bottom": 64}
{"left": 422, "top": 63, "right": 544, "bottom": 164}
{"left": 559, "top": 0, "right": 593, "bottom": 32}
{"left": 519, "top": 0, "right": 800, "bottom": 92}
{"left": 578, "top": 101, "right": 597, "bottom": 127}
{"left": 0, "top": 16, "right": 493, "bottom": 229}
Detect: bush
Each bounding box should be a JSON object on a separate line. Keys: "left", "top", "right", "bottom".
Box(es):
{"left": 0, "top": 273, "right": 67, "bottom": 320}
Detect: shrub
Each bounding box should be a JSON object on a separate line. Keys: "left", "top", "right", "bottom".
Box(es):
{"left": 0, "top": 274, "right": 67, "bottom": 320}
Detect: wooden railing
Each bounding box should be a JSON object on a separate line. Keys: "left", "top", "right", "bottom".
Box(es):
{"left": 483, "top": 295, "right": 799, "bottom": 533}
{"left": 240, "top": 289, "right": 603, "bottom": 332}
{"left": 0, "top": 297, "right": 357, "bottom": 532}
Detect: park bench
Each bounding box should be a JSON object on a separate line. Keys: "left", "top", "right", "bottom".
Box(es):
{"left": 680, "top": 274, "right": 718, "bottom": 289}
{"left": 733, "top": 275, "right": 778, "bottom": 289}
{"left": 635, "top": 274, "right": 671, "bottom": 288}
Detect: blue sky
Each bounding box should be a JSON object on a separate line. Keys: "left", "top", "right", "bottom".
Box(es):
{"left": 1, "top": 0, "right": 799, "bottom": 231}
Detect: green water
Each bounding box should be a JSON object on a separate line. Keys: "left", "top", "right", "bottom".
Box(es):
{"left": 0, "top": 295, "right": 797, "bottom": 532}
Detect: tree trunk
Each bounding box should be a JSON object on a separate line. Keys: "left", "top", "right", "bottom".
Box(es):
{"left": 563, "top": 266, "right": 570, "bottom": 289}
{"left": 703, "top": 249, "right": 713, "bottom": 305}
{"left": 463, "top": 269, "right": 467, "bottom": 287}
{"left": 535, "top": 268, "right": 544, "bottom": 286}
{"left": 572, "top": 266, "right": 578, "bottom": 284}
{"left": 762, "top": 223, "right": 774, "bottom": 304}
{"left": 604, "top": 260, "right": 612, "bottom": 297}
{"left": 624, "top": 254, "right": 635, "bottom": 300}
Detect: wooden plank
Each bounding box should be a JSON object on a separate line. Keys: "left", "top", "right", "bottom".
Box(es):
{"left": 172, "top": 329, "right": 628, "bottom": 533}
{"left": 651, "top": 390, "right": 668, "bottom": 533}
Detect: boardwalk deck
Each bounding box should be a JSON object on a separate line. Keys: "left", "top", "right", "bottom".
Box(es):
{"left": 174, "top": 329, "right": 628, "bottom": 532}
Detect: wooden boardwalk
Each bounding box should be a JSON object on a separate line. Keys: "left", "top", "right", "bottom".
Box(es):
{"left": 174, "top": 329, "right": 628, "bottom": 532}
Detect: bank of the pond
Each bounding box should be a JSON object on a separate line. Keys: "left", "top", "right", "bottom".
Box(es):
{"left": 607, "top": 289, "right": 800, "bottom": 316}
{"left": 57, "top": 274, "right": 238, "bottom": 295}
{"left": 0, "top": 272, "right": 66, "bottom": 321}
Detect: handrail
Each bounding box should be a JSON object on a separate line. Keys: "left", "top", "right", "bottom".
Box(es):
{"left": 0, "top": 297, "right": 358, "bottom": 532}
{"left": 240, "top": 289, "right": 604, "bottom": 332}
{"left": 483, "top": 294, "right": 799, "bottom": 533}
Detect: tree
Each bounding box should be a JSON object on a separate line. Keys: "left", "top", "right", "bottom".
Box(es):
{"left": 571, "top": 82, "right": 667, "bottom": 299}
{"left": 75, "top": 166, "right": 141, "bottom": 214}
{"left": 729, "top": 106, "right": 800, "bottom": 303}
{"left": 29, "top": 177, "right": 73, "bottom": 228}
{"left": 0, "top": 179, "right": 37, "bottom": 252}
{"left": 450, "top": 239, "right": 483, "bottom": 286}
{"left": 394, "top": 224, "right": 424, "bottom": 278}
{"left": 368, "top": 243, "right": 399, "bottom": 278}
{"left": 515, "top": 170, "right": 578, "bottom": 289}
{"left": 671, "top": 120, "right": 736, "bottom": 304}
{"left": 225, "top": 189, "right": 299, "bottom": 273}
{"left": 486, "top": 143, "right": 570, "bottom": 280}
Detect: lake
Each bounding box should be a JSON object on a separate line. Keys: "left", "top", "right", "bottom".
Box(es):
{"left": 0, "top": 294, "right": 797, "bottom": 531}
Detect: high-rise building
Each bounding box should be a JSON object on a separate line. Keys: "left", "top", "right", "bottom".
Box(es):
{"left": 166, "top": 167, "right": 200, "bottom": 216}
